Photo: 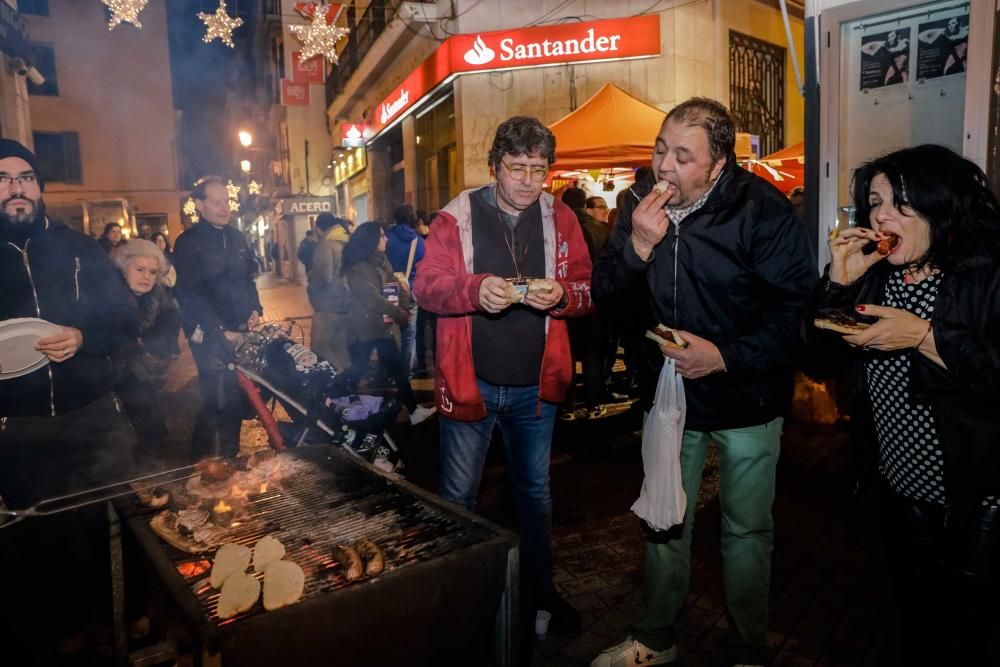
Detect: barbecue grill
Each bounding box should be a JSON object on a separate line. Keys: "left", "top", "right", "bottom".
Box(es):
{"left": 116, "top": 446, "right": 518, "bottom": 666}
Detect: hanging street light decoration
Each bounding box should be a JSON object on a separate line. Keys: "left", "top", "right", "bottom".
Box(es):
{"left": 183, "top": 197, "right": 199, "bottom": 224}
{"left": 240, "top": 159, "right": 252, "bottom": 174}
{"left": 101, "top": 0, "right": 149, "bottom": 30}
{"left": 290, "top": 3, "right": 350, "bottom": 64}
{"left": 198, "top": 0, "right": 244, "bottom": 48}
{"left": 248, "top": 180, "right": 262, "bottom": 195}
{"left": 226, "top": 179, "right": 241, "bottom": 212}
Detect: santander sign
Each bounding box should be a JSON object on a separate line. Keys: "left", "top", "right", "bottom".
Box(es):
{"left": 370, "top": 15, "right": 660, "bottom": 133}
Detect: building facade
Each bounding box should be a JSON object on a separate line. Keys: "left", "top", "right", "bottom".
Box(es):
{"left": 18, "top": 0, "right": 183, "bottom": 238}
{"left": 0, "top": 1, "right": 33, "bottom": 147}
{"left": 322, "top": 0, "right": 806, "bottom": 223}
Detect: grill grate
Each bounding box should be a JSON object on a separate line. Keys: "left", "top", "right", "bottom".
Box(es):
{"left": 126, "top": 448, "right": 496, "bottom": 627}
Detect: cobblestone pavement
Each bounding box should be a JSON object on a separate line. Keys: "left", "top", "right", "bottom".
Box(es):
{"left": 163, "top": 275, "right": 888, "bottom": 666}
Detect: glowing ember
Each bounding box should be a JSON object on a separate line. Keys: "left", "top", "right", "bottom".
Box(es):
{"left": 214, "top": 499, "right": 232, "bottom": 514}
{"left": 176, "top": 560, "right": 211, "bottom": 577}
{"left": 259, "top": 482, "right": 268, "bottom": 493}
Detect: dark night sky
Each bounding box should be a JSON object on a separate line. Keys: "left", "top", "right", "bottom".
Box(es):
{"left": 166, "top": 0, "right": 255, "bottom": 188}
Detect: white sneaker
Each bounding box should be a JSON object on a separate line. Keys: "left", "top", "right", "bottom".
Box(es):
{"left": 590, "top": 636, "right": 677, "bottom": 667}
{"left": 409, "top": 405, "right": 437, "bottom": 425}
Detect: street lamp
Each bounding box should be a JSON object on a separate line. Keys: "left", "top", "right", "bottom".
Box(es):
{"left": 240, "top": 159, "right": 252, "bottom": 174}
{"left": 238, "top": 130, "right": 253, "bottom": 148}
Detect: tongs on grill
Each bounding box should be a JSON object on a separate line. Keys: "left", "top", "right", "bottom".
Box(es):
{"left": 0, "top": 459, "right": 219, "bottom": 529}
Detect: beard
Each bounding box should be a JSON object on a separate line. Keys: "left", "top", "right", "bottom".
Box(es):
{"left": 0, "top": 195, "right": 44, "bottom": 226}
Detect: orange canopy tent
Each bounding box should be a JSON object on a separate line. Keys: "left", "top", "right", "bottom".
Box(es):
{"left": 549, "top": 83, "right": 666, "bottom": 172}
{"left": 742, "top": 141, "right": 804, "bottom": 195}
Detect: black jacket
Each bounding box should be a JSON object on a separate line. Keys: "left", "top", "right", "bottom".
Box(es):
{"left": 593, "top": 159, "right": 817, "bottom": 430}
{"left": 0, "top": 219, "right": 138, "bottom": 417}
{"left": 808, "top": 259, "right": 1000, "bottom": 529}
{"left": 573, "top": 207, "right": 610, "bottom": 263}
{"left": 173, "top": 221, "right": 262, "bottom": 337}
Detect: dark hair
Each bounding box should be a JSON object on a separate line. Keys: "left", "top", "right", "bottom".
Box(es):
{"left": 488, "top": 116, "right": 556, "bottom": 171}
{"left": 392, "top": 204, "right": 416, "bottom": 228}
{"left": 191, "top": 175, "right": 225, "bottom": 201}
{"left": 561, "top": 186, "right": 586, "bottom": 209}
{"left": 341, "top": 221, "right": 384, "bottom": 273}
{"left": 103, "top": 222, "right": 122, "bottom": 236}
{"left": 851, "top": 144, "right": 1000, "bottom": 271}
{"left": 416, "top": 209, "right": 428, "bottom": 225}
{"left": 150, "top": 231, "right": 171, "bottom": 253}
{"left": 585, "top": 196, "right": 605, "bottom": 209}
{"left": 665, "top": 98, "right": 736, "bottom": 164}
{"left": 315, "top": 212, "right": 349, "bottom": 233}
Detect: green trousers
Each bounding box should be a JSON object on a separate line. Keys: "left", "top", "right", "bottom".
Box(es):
{"left": 632, "top": 418, "right": 783, "bottom": 660}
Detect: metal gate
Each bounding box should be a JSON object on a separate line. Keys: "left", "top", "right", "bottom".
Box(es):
{"left": 729, "top": 31, "right": 785, "bottom": 158}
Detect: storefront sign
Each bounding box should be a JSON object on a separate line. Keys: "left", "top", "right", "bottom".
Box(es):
{"left": 282, "top": 197, "right": 334, "bottom": 215}
{"left": 341, "top": 123, "right": 372, "bottom": 148}
{"left": 0, "top": 2, "right": 31, "bottom": 61}
{"left": 369, "top": 14, "right": 661, "bottom": 134}
{"left": 292, "top": 51, "right": 324, "bottom": 84}
{"left": 281, "top": 79, "right": 311, "bottom": 106}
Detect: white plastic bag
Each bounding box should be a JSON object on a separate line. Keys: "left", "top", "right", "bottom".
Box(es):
{"left": 631, "top": 357, "right": 687, "bottom": 531}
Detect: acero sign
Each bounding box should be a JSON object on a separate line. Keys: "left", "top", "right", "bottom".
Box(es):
{"left": 369, "top": 14, "right": 660, "bottom": 134}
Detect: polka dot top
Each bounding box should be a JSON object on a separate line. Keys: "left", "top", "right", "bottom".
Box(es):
{"left": 865, "top": 270, "right": 946, "bottom": 505}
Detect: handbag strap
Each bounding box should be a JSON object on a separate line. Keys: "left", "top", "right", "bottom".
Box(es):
{"left": 404, "top": 238, "right": 417, "bottom": 278}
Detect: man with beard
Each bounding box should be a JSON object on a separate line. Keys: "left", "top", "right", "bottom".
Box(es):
{"left": 0, "top": 139, "right": 138, "bottom": 662}
{"left": 590, "top": 99, "right": 815, "bottom": 667}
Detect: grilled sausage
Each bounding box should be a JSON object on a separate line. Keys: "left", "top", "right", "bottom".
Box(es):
{"left": 355, "top": 539, "right": 385, "bottom": 577}
{"left": 332, "top": 544, "right": 363, "bottom": 581}
{"left": 876, "top": 234, "right": 899, "bottom": 256}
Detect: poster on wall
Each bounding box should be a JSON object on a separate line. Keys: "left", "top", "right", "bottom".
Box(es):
{"left": 916, "top": 15, "right": 969, "bottom": 80}
{"left": 860, "top": 28, "right": 911, "bottom": 90}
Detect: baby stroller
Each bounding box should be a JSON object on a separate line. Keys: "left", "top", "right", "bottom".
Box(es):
{"left": 232, "top": 321, "right": 404, "bottom": 472}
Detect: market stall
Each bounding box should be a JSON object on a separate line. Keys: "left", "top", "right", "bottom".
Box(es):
{"left": 741, "top": 141, "right": 805, "bottom": 195}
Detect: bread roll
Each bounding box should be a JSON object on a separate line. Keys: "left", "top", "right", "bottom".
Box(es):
{"left": 217, "top": 572, "right": 260, "bottom": 619}
{"left": 263, "top": 560, "right": 305, "bottom": 610}
{"left": 210, "top": 543, "right": 252, "bottom": 589}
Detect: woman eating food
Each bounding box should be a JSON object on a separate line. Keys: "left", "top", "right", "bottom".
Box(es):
{"left": 809, "top": 144, "right": 1000, "bottom": 664}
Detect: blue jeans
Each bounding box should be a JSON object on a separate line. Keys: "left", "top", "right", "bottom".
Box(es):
{"left": 439, "top": 380, "right": 557, "bottom": 600}
{"left": 400, "top": 301, "right": 419, "bottom": 374}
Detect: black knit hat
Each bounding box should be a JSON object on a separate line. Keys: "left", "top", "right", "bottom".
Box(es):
{"left": 0, "top": 139, "right": 44, "bottom": 191}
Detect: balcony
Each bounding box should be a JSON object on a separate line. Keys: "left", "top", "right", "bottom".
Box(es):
{"left": 324, "top": 1, "right": 437, "bottom": 110}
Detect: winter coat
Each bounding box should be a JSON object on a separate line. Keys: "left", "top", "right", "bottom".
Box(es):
{"left": 308, "top": 226, "right": 350, "bottom": 313}
{"left": 385, "top": 223, "right": 425, "bottom": 287}
{"left": 592, "top": 158, "right": 817, "bottom": 431}
{"left": 344, "top": 254, "right": 409, "bottom": 343}
{"left": 808, "top": 257, "right": 1000, "bottom": 532}
{"left": 413, "top": 187, "right": 593, "bottom": 422}
{"left": 115, "top": 283, "right": 180, "bottom": 386}
{"left": 172, "top": 221, "right": 262, "bottom": 337}
{"left": 0, "top": 218, "right": 139, "bottom": 417}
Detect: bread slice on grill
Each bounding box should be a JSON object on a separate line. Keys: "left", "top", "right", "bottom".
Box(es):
{"left": 263, "top": 560, "right": 305, "bottom": 610}
{"left": 217, "top": 571, "right": 260, "bottom": 619}
{"left": 253, "top": 535, "right": 286, "bottom": 573}
{"left": 210, "top": 543, "right": 252, "bottom": 589}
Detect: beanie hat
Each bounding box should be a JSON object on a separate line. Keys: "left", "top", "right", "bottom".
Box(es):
{"left": 0, "top": 139, "right": 44, "bottom": 191}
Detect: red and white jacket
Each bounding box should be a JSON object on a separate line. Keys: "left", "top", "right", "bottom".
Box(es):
{"left": 413, "top": 187, "right": 593, "bottom": 421}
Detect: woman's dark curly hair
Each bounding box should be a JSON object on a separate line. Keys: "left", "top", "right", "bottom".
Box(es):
{"left": 851, "top": 144, "right": 1000, "bottom": 272}
{"left": 341, "top": 221, "right": 384, "bottom": 273}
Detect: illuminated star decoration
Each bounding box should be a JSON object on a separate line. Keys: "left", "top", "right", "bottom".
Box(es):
{"left": 101, "top": 0, "right": 149, "bottom": 30}
{"left": 183, "top": 197, "right": 199, "bottom": 224}
{"left": 198, "top": 0, "right": 244, "bottom": 48}
{"left": 248, "top": 180, "right": 262, "bottom": 195}
{"left": 290, "top": 4, "right": 350, "bottom": 64}
{"left": 226, "top": 180, "right": 241, "bottom": 212}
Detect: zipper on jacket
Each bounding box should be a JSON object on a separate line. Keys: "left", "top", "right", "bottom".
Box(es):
{"left": 9, "top": 240, "right": 57, "bottom": 416}
{"left": 1, "top": 417, "right": 5, "bottom": 433}
{"left": 73, "top": 257, "right": 80, "bottom": 301}
{"left": 672, "top": 221, "right": 682, "bottom": 326}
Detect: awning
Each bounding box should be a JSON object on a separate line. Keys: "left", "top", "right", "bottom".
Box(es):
{"left": 549, "top": 83, "right": 665, "bottom": 171}
{"left": 742, "top": 141, "right": 804, "bottom": 195}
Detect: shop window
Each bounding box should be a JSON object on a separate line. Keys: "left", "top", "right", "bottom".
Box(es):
{"left": 28, "top": 44, "right": 58, "bottom": 96}
{"left": 32, "top": 131, "right": 82, "bottom": 184}
{"left": 729, "top": 31, "right": 785, "bottom": 157}
{"left": 18, "top": 0, "right": 49, "bottom": 16}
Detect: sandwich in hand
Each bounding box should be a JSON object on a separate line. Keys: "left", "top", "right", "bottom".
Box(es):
{"left": 506, "top": 278, "right": 553, "bottom": 304}
{"left": 813, "top": 311, "right": 872, "bottom": 335}
{"left": 645, "top": 323, "right": 688, "bottom": 349}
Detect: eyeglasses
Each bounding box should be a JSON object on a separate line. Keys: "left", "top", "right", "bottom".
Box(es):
{"left": 500, "top": 160, "right": 549, "bottom": 183}
{"left": 0, "top": 173, "right": 38, "bottom": 188}
{"left": 590, "top": 203, "right": 609, "bottom": 209}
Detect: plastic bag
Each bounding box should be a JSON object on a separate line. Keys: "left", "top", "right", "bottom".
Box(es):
{"left": 631, "top": 357, "right": 687, "bottom": 531}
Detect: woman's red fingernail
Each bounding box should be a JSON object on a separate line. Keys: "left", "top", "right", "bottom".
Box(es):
{"left": 856, "top": 305, "right": 866, "bottom": 312}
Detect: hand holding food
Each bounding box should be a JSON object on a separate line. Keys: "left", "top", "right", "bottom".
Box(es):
{"left": 658, "top": 329, "right": 726, "bottom": 379}
{"left": 520, "top": 279, "right": 564, "bottom": 310}
{"left": 828, "top": 227, "right": 889, "bottom": 285}
{"left": 478, "top": 275, "right": 512, "bottom": 314}
{"left": 841, "top": 304, "right": 933, "bottom": 352}
{"left": 813, "top": 311, "right": 872, "bottom": 335}
{"left": 645, "top": 323, "right": 688, "bottom": 349}
{"left": 630, "top": 184, "right": 673, "bottom": 261}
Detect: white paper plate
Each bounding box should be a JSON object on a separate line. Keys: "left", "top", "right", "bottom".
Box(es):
{"left": 0, "top": 318, "right": 62, "bottom": 380}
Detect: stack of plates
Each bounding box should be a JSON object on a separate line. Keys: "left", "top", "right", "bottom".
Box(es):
{"left": 0, "top": 318, "right": 62, "bottom": 380}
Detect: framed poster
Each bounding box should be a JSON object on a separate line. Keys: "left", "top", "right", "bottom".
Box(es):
{"left": 860, "top": 28, "right": 910, "bottom": 90}
{"left": 916, "top": 15, "right": 969, "bottom": 80}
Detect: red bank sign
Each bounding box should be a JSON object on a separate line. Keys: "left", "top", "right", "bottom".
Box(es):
{"left": 370, "top": 14, "right": 660, "bottom": 133}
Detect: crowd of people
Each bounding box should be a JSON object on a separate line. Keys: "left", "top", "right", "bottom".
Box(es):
{"left": 0, "top": 88, "right": 998, "bottom": 666}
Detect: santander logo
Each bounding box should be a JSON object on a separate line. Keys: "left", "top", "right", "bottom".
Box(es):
{"left": 463, "top": 35, "right": 496, "bottom": 65}
{"left": 379, "top": 89, "right": 410, "bottom": 124}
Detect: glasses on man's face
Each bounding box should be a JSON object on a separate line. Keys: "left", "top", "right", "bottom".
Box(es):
{"left": 500, "top": 160, "right": 549, "bottom": 183}
{"left": 591, "top": 203, "right": 609, "bottom": 210}
{"left": 0, "top": 173, "right": 38, "bottom": 189}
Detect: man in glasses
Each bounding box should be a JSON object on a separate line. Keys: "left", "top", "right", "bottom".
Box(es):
{"left": 414, "top": 116, "right": 593, "bottom": 637}
{"left": 586, "top": 195, "right": 611, "bottom": 225}
{"left": 0, "top": 138, "right": 138, "bottom": 661}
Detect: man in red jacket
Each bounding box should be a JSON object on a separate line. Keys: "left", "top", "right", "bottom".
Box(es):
{"left": 414, "top": 116, "right": 592, "bottom": 635}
